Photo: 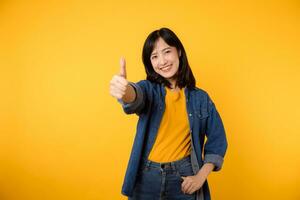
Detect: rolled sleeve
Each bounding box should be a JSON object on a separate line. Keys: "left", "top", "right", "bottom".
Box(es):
{"left": 203, "top": 154, "right": 224, "bottom": 171}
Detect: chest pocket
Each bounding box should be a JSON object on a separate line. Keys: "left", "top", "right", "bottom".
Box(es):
{"left": 193, "top": 97, "right": 209, "bottom": 135}
{"left": 194, "top": 108, "right": 208, "bottom": 135}
{"left": 194, "top": 108, "right": 209, "bottom": 119}
{"left": 193, "top": 97, "right": 209, "bottom": 119}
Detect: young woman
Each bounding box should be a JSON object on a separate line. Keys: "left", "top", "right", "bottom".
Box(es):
{"left": 109, "top": 28, "right": 228, "bottom": 200}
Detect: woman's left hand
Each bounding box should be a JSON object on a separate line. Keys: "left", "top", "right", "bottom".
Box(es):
{"left": 181, "top": 175, "right": 205, "bottom": 194}
{"left": 181, "top": 163, "right": 215, "bottom": 194}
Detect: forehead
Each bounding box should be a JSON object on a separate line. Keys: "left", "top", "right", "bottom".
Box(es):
{"left": 152, "top": 37, "right": 171, "bottom": 53}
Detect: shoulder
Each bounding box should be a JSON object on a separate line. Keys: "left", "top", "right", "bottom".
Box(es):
{"left": 189, "top": 87, "right": 209, "bottom": 100}
{"left": 188, "top": 87, "right": 215, "bottom": 108}
{"left": 136, "top": 79, "right": 152, "bottom": 87}
{"left": 135, "top": 80, "right": 161, "bottom": 91}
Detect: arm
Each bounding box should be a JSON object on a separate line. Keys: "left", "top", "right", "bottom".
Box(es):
{"left": 181, "top": 95, "right": 228, "bottom": 194}
{"left": 203, "top": 96, "right": 228, "bottom": 171}
{"left": 195, "top": 163, "right": 215, "bottom": 180}
{"left": 120, "top": 81, "right": 146, "bottom": 115}
{"left": 121, "top": 83, "right": 136, "bottom": 104}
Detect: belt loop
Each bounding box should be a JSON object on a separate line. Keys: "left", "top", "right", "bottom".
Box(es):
{"left": 171, "top": 162, "right": 176, "bottom": 170}
{"left": 160, "top": 163, "right": 164, "bottom": 169}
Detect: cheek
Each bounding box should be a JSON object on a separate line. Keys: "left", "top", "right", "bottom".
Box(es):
{"left": 168, "top": 54, "right": 179, "bottom": 62}
{"left": 151, "top": 60, "right": 158, "bottom": 69}
{"left": 153, "top": 67, "right": 160, "bottom": 74}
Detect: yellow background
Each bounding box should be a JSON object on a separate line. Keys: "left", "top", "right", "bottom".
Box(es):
{"left": 1, "top": 0, "right": 299, "bottom": 199}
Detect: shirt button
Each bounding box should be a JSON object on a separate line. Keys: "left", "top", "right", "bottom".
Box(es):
{"left": 189, "top": 113, "right": 192, "bottom": 117}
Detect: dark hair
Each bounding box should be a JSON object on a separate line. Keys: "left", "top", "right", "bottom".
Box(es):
{"left": 142, "top": 27, "right": 196, "bottom": 89}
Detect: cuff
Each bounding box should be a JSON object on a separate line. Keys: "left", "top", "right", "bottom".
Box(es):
{"left": 203, "top": 154, "right": 224, "bottom": 171}
{"left": 118, "top": 82, "right": 144, "bottom": 114}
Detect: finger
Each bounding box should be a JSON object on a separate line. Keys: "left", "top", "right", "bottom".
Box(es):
{"left": 181, "top": 177, "right": 188, "bottom": 188}
{"left": 110, "top": 90, "right": 124, "bottom": 99}
{"left": 181, "top": 182, "right": 187, "bottom": 192}
{"left": 112, "top": 80, "right": 127, "bottom": 92}
{"left": 110, "top": 90, "right": 120, "bottom": 99}
{"left": 110, "top": 85, "right": 126, "bottom": 96}
{"left": 182, "top": 181, "right": 191, "bottom": 193}
{"left": 119, "top": 57, "right": 127, "bottom": 79}
{"left": 115, "top": 76, "right": 128, "bottom": 87}
{"left": 110, "top": 76, "right": 128, "bottom": 90}
{"left": 186, "top": 185, "right": 195, "bottom": 194}
{"left": 110, "top": 84, "right": 126, "bottom": 94}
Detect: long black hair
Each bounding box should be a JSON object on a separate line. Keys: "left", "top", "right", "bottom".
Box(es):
{"left": 142, "top": 27, "right": 196, "bottom": 89}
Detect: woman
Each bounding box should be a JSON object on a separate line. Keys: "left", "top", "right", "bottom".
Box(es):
{"left": 109, "top": 27, "right": 228, "bottom": 200}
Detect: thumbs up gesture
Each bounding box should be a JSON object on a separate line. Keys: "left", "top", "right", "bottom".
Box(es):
{"left": 110, "top": 57, "right": 129, "bottom": 100}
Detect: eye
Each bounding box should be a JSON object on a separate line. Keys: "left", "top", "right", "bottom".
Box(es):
{"left": 165, "top": 50, "right": 171, "bottom": 54}
{"left": 151, "top": 55, "right": 157, "bottom": 60}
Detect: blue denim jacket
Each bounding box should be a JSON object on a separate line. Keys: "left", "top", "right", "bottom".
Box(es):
{"left": 120, "top": 80, "right": 228, "bottom": 200}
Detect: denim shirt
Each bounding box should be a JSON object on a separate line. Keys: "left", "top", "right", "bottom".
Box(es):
{"left": 120, "top": 80, "right": 228, "bottom": 200}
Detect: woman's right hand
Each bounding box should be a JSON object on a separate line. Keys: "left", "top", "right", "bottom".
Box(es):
{"left": 109, "top": 57, "right": 129, "bottom": 100}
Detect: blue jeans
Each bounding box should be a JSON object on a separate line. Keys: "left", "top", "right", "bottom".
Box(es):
{"left": 129, "top": 156, "right": 196, "bottom": 200}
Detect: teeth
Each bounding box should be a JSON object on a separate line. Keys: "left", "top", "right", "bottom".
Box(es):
{"left": 161, "top": 65, "right": 171, "bottom": 71}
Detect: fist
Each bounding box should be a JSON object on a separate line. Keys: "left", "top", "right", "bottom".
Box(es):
{"left": 110, "top": 57, "right": 129, "bottom": 100}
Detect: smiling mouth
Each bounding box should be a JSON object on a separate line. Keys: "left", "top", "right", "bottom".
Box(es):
{"left": 160, "top": 64, "right": 172, "bottom": 71}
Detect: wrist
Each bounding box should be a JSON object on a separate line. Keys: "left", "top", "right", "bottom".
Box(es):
{"left": 195, "top": 163, "right": 215, "bottom": 180}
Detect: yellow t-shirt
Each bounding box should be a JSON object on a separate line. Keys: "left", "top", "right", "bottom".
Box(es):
{"left": 148, "top": 87, "right": 191, "bottom": 162}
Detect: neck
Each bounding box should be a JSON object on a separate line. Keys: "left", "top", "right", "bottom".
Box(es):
{"left": 168, "top": 79, "right": 178, "bottom": 90}
{"left": 169, "top": 80, "right": 176, "bottom": 89}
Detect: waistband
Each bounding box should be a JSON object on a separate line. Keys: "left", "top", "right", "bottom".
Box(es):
{"left": 140, "top": 155, "right": 191, "bottom": 170}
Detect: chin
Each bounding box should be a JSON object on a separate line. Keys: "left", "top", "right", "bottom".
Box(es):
{"left": 160, "top": 74, "right": 174, "bottom": 79}
{"left": 159, "top": 69, "right": 174, "bottom": 77}
{"left": 162, "top": 71, "right": 177, "bottom": 79}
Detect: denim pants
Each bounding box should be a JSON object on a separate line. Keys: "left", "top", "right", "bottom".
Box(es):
{"left": 129, "top": 156, "right": 196, "bottom": 200}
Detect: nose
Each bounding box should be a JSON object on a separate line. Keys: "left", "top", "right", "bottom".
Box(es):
{"left": 158, "top": 55, "right": 167, "bottom": 67}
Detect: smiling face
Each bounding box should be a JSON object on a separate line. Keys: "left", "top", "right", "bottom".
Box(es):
{"left": 150, "top": 37, "right": 181, "bottom": 85}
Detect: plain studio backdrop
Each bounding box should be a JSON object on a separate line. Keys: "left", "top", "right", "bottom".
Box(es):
{"left": 0, "top": 0, "right": 299, "bottom": 199}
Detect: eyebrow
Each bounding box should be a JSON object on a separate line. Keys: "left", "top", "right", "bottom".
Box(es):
{"left": 151, "top": 47, "right": 172, "bottom": 56}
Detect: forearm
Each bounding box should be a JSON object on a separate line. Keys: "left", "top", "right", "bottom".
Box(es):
{"left": 195, "top": 163, "right": 215, "bottom": 181}
{"left": 121, "top": 84, "right": 136, "bottom": 104}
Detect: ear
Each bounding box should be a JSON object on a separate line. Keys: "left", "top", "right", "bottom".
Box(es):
{"left": 179, "top": 50, "right": 182, "bottom": 57}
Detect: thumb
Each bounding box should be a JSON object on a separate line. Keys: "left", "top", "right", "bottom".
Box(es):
{"left": 119, "top": 57, "right": 127, "bottom": 79}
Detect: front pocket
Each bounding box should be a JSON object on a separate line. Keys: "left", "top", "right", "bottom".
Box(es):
{"left": 176, "top": 164, "right": 195, "bottom": 178}
{"left": 136, "top": 164, "right": 148, "bottom": 176}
